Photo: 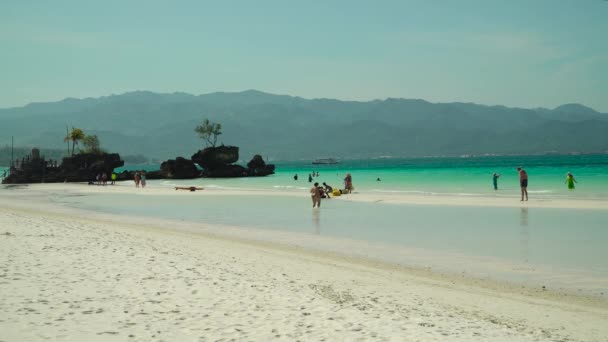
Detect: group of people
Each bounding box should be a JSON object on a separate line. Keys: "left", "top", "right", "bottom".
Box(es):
{"left": 309, "top": 182, "right": 335, "bottom": 208}
{"left": 134, "top": 171, "right": 147, "bottom": 188}
{"left": 92, "top": 172, "right": 117, "bottom": 186}
{"left": 308, "top": 173, "right": 354, "bottom": 208}
{"left": 493, "top": 168, "right": 578, "bottom": 202}
{"left": 299, "top": 171, "right": 320, "bottom": 183}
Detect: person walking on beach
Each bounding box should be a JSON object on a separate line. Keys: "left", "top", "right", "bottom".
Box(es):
{"left": 310, "top": 182, "right": 321, "bottom": 208}
{"left": 140, "top": 172, "right": 147, "bottom": 188}
{"left": 101, "top": 172, "right": 108, "bottom": 186}
{"left": 517, "top": 167, "right": 528, "bottom": 201}
{"left": 344, "top": 173, "right": 353, "bottom": 194}
{"left": 492, "top": 172, "right": 501, "bottom": 190}
{"left": 134, "top": 172, "right": 141, "bottom": 188}
{"left": 111, "top": 172, "right": 117, "bottom": 185}
{"left": 565, "top": 172, "right": 577, "bottom": 190}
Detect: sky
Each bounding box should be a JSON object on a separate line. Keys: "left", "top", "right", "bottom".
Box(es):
{"left": 1, "top": 0, "right": 607, "bottom": 111}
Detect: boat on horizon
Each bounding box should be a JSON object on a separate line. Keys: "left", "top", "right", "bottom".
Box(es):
{"left": 312, "top": 158, "right": 339, "bottom": 165}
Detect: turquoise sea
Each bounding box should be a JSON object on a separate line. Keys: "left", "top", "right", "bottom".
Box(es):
{"left": 118, "top": 154, "right": 608, "bottom": 199}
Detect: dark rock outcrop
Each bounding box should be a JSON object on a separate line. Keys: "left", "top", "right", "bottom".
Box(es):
{"left": 201, "top": 164, "right": 248, "bottom": 178}
{"left": 59, "top": 153, "right": 124, "bottom": 182}
{"left": 159, "top": 157, "right": 199, "bottom": 179}
{"left": 2, "top": 149, "right": 124, "bottom": 184}
{"left": 2, "top": 145, "right": 275, "bottom": 184}
{"left": 246, "top": 154, "right": 275, "bottom": 176}
{"left": 191, "top": 146, "right": 275, "bottom": 178}
{"left": 191, "top": 146, "right": 239, "bottom": 169}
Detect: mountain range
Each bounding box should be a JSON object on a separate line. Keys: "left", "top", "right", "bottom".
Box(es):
{"left": 1, "top": 90, "right": 607, "bottom": 161}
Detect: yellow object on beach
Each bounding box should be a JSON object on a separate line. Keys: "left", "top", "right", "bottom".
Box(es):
{"left": 332, "top": 189, "right": 341, "bottom": 196}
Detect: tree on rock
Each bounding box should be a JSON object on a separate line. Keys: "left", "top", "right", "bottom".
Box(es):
{"left": 195, "top": 119, "right": 222, "bottom": 147}
{"left": 64, "top": 127, "right": 85, "bottom": 155}
{"left": 83, "top": 134, "right": 103, "bottom": 154}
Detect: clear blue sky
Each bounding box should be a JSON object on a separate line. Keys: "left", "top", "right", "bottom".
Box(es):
{"left": 1, "top": 0, "right": 607, "bottom": 111}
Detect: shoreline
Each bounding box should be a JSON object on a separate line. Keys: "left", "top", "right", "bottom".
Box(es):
{"left": 2, "top": 183, "right": 608, "bottom": 298}
{"left": 1, "top": 184, "right": 607, "bottom": 299}
{"left": 4, "top": 182, "right": 608, "bottom": 210}
{"left": 1, "top": 195, "right": 607, "bottom": 341}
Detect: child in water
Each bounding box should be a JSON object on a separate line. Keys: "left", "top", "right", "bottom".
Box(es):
{"left": 565, "top": 172, "right": 577, "bottom": 190}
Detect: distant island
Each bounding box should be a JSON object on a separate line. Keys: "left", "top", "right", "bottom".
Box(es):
{"left": 1, "top": 90, "right": 607, "bottom": 161}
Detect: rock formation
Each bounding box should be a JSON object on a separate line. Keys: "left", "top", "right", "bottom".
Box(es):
{"left": 246, "top": 154, "right": 275, "bottom": 176}
{"left": 191, "top": 146, "right": 239, "bottom": 168}
{"left": 2, "top": 145, "right": 275, "bottom": 184}
{"left": 190, "top": 146, "right": 274, "bottom": 178}
{"left": 2, "top": 149, "right": 124, "bottom": 184}
{"left": 159, "top": 157, "right": 199, "bottom": 179}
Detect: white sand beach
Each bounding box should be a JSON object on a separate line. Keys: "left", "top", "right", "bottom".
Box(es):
{"left": 1, "top": 184, "right": 607, "bottom": 341}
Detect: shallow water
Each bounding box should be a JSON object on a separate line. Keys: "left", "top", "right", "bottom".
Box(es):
{"left": 119, "top": 154, "right": 608, "bottom": 200}
{"left": 55, "top": 190, "right": 608, "bottom": 297}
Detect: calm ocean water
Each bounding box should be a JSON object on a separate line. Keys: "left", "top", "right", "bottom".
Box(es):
{"left": 118, "top": 154, "right": 608, "bottom": 199}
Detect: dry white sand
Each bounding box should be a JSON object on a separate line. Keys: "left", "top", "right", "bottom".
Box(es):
{"left": 1, "top": 187, "right": 607, "bottom": 341}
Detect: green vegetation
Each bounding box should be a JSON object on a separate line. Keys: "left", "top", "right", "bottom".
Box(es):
{"left": 64, "top": 127, "right": 85, "bottom": 155}
{"left": 82, "top": 134, "right": 104, "bottom": 154}
{"left": 195, "top": 119, "right": 222, "bottom": 147}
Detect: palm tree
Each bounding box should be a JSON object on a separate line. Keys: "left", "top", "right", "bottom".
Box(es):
{"left": 64, "top": 127, "right": 85, "bottom": 155}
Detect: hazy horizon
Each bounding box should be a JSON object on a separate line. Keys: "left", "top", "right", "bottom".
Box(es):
{"left": 1, "top": 1, "right": 607, "bottom": 111}
{"left": 0, "top": 89, "right": 606, "bottom": 114}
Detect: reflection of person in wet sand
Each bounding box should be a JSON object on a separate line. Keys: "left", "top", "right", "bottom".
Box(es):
{"left": 517, "top": 167, "right": 528, "bottom": 201}
{"left": 312, "top": 209, "right": 320, "bottom": 235}
{"left": 310, "top": 182, "right": 321, "bottom": 208}
{"left": 519, "top": 207, "right": 530, "bottom": 265}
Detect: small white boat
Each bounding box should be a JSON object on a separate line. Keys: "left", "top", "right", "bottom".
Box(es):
{"left": 312, "top": 158, "right": 339, "bottom": 165}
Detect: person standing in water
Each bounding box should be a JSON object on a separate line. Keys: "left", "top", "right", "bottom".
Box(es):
{"left": 492, "top": 172, "right": 501, "bottom": 190}
{"left": 308, "top": 174, "right": 313, "bottom": 182}
{"left": 310, "top": 182, "right": 321, "bottom": 208}
{"left": 517, "top": 167, "right": 528, "bottom": 201}
{"left": 565, "top": 172, "right": 577, "bottom": 190}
